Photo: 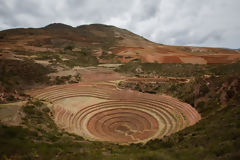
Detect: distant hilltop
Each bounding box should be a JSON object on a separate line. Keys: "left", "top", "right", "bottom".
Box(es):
{"left": 0, "top": 23, "right": 240, "bottom": 64}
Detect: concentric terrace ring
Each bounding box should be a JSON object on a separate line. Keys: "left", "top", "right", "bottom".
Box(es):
{"left": 27, "top": 83, "right": 201, "bottom": 144}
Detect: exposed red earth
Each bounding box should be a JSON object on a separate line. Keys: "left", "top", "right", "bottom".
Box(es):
{"left": 112, "top": 45, "right": 240, "bottom": 64}
{"left": 27, "top": 82, "right": 201, "bottom": 144}
{"left": 0, "top": 23, "right": 239, "bottom": 64}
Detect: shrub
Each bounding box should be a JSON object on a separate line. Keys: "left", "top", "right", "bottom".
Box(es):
{"left": 30, "top": 100, "right": 44, "bottom": 107}
{"left": 42, "top": 107, "right": 50, "bottom": 113}
{"left": 64, "top": 52, "right": 98, "bottom": 68}
{"left": 64, "top": 45, "right": 74, "bottom": 51}
{"left": 23, "top": 105, "right": 35, "bottom": 115}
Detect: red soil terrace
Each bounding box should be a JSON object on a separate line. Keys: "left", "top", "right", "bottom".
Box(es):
{"left": 27, "top": 82, "right": 201, "bottom": 144}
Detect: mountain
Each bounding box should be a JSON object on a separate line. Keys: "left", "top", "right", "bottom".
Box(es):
{"left": 0, "top": 23, "right": 239, "bottom": 64}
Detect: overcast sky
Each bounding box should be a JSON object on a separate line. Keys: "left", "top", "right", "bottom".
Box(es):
{"left": 0, "top": 0, "right": 239, "bottom": 48}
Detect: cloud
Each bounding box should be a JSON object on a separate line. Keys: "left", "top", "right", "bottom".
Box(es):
{"left": 0, "top": 0, "right": 239, "bottom": 48}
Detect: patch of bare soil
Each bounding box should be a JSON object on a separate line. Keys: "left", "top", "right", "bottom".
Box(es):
{"left": 0, "top": 102, "right": 25, "bottom": 126}
{"left": 79, "top": 67, "right": 125, "bottom": 82}
{"left": 112, "top": 44, "right": 240, "bottom": 64}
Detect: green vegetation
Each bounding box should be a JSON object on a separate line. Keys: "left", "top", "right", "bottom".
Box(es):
{"left": 34, "top": 52, "right": 63, "bottom": 63}
{"left": 32, "top": 49, "right": 100, "bottom": 67}
{"left": 64, "top": 45, "right": 74, "bottom": 51}
{"left": 0, "top": 59, "right": 53, "bottom": 85}
{"left": 55, "top": 75, "right": 72, "bottom": 85}
{"left": 76, "top": 24, "right": 118, "bottom": 50}
{"left": 156, "top": 76, "right": 238, "bottom": 117}
{"left": 99, "top": 51, "right": 121, "bottom": 63}
{"left": 99, "top": 51, "right": 116, "bottom": 60}
{"left": 115, "top": 61, "right": 210, "bottom": 77}
{"left": 116, "top": 60, "right": 240, "bottom": 77}
{"left": 63, "top": 49, "right": 99, "bottom": 68}
{"left": 51, "top": 74, "right": 81, "bottom": 85}
{"left": 209, "top": 61, "right": 240, "bottom": 76}
{"left": 0, "top": 59, "right": 54, "bottom": 103}
{"left": 33, "top": 49, "right": 99, "bottom": 68}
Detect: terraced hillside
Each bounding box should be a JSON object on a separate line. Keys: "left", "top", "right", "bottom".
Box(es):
{"left": 27, "top": 83, "right": 201, "bottom": 144}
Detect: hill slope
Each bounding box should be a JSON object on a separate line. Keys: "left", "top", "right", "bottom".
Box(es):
{"left": 0, "top": 23, "right": 240, "bottom": 64}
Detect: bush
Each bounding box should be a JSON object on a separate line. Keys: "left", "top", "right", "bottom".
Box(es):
{"left": 196, "top": 101, "right": 205, "bottom": 112}
{"left": 64, "top": 51, "right": 98, "bottom": 68}
{"left": 64, "top": 45, "right": 74, "bottom": 51}
{"left": 199, "top": 84, "right": 209, "bottom": 96}
{"left": 30, "top": 100, "right": 44, "bottom": 107}
{"left": 210, "top": 61, "right": 240, "bottom": 76}
{"left": 23, "top": 105, "right": 35, "bottom": 115}
{"left": 137, "top": 154, "right": 165, "bottom": 160}
{"left": 42, "top": 107, "right": 50, "bottom": 113}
